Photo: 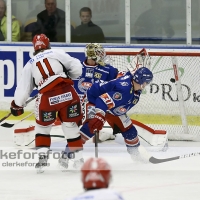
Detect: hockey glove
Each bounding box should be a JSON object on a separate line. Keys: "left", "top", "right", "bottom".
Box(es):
{"left": 88, "top": 113, "right": 105, "bottom": 134}
{"left": 10, "top": 100, "right": 24, "bottom": 116}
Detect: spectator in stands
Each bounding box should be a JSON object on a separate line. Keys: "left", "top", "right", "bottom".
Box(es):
{"left": 133, "top": 0, "right": 174, "bottom": 44}
{"left": 32, "top": 0, "right": 72, "bottom": 42}
{"left": 72, "top": 7, "right": 105, "bottom": 43}
{"left": 0, "top": 0, "right": 20, "bottom": 41}
{"left": 22, "top": 1, "right": 44, "bottom": 41}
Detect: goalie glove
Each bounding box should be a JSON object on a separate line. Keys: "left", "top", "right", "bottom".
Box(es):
{"left": 88, "top": 113, "right": 106, "bottom": 134}
{"left": 10, "top": 100, "right": 24, "bottom": 116}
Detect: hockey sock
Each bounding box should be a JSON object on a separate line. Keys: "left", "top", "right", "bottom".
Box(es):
{"left": 35, "top": 133, "right": 51, "bottom": 149}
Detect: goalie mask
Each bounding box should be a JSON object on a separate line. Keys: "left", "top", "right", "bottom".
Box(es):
{"left": 81, "top": 157, "right": 112, "bottom": 190}
{"left": 85, "top": 43, "right": 107, "bottom": 66}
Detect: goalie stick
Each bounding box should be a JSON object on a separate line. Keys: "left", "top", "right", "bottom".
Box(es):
{"left": 149, "top": 152, "right": 200, "bottom": 164}
{"left": 16, "top": 135, "right": 65, "bottom": 147}
{"left": 0, "top": 94, "right": 38, "bottom": 125}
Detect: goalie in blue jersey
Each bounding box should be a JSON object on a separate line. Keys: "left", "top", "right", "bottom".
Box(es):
{"left": 73, "top": 43, "right": 119, "bottom": 101}
{"left": 73, "top": 43, "right": 123, "bottom": 143}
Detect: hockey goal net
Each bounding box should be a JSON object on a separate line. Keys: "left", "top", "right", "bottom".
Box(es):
{"left": 106, "top": 49, "right": 200, "bottom": 141}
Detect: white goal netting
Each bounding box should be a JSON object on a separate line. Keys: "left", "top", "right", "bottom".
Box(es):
{"left": 106, "top": 49, "right": 200, "bottom": 141}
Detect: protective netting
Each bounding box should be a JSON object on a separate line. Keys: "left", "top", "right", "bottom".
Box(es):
{"left": 107, "top": 51, "right": 200, "bottom": 141}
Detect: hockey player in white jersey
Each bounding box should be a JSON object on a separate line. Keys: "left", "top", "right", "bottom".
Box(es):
{"left": 66, "top": 157, "right": 124, "bottom": 200}
{"left": 10, "top": 34, "right": 84, "bottom": 173}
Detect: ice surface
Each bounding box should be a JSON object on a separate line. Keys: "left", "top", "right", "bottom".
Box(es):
{"left": 0, "top": 121, "right": 200, "bottom": 200}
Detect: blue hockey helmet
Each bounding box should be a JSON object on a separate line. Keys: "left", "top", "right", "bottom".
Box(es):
{"left": 132, "top": 67, "right": 153, "bottom": 85}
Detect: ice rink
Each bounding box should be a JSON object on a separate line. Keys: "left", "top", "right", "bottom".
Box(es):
{"left": 0, "top": 121, "right": 200, "bottom": 200}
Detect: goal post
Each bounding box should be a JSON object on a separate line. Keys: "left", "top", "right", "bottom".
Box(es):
{"left": 106, "top": 49, "right": 200, "bottom": 141}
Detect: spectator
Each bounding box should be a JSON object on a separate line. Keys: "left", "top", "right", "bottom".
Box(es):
{"left": 32, "top": 0, "right": 67, "bottom": 42}
{"left": 72, "top": 7, "right": 105, "bottom": 43}
{"left": 0, "top": 0, "right": 20, "bottom": 41}
{"left": 22, "top": 1, "right": 44, "bottom": 41}
{"left": 133, "top": 0, "right": 174, "bottom": 44}
{"left": 66, "top": 157, "right": 124, "bottom": 200}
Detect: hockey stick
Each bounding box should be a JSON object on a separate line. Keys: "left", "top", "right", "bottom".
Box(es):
{"left": 149, "top": 152, "right": 200, "bottom": 164}
{"left": 1, "top": 112, "right": 34, "bottom": 128}
{"left": 94, "top": 130, "right": 98, "bottom": 158}
{"left": 0, "top": 94, "right": 38, "bottom": 124}
{"left": 0, "top": 113, "right": 12, "bottom": 124}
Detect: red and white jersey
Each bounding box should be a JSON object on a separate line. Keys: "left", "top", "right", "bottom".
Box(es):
{"left": 66, "top": 188, "right": 124, "bottom": 200}
{"left": 14, "top": 49, "right": 82, "bottom": 106}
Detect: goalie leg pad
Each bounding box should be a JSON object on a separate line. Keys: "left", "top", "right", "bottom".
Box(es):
{"left": 14, "top": 126, "right": 35, "bottom": 146}
{"left": 99, "top": 129, "right": 115, "bottom": 141}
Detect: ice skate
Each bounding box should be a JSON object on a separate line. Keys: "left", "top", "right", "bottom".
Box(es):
{"left": 130, "top": 149, "right": 145, "bottom": 163}
{"left": 58, "top": 151, "right": 69, "bottom": 171}
{"left": 129, "top": 146, "right": 150, "bottom": 163}
{"left": 162, "top": 138, "right": 169, "bottom": 152}
{"left": 73, "top": 158, "right": 84, "bottom": 169}
{"left": 72, "top": 150, "right": 84, "bottom": 169}
{"left": 35, "top": 155, "right": 49, "bottom": 173}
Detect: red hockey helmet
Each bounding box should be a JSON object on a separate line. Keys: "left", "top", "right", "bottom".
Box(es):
{"left": 32, "top": 34, "right": 50, "bottom": 51}
{"left": 81, "top": 157, "right": 111, "bottom": 190}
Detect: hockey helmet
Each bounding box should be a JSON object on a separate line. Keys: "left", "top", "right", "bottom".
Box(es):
{"left": 81, "top": 157, "right": 111, "bottom": 189}
{"left": 132, "top": 67, "right": 153, "bottom": 85}
{"left": 32, "top": 34, "right": 50, "bottom": 51}
{"left": 85, "top": 43, "right": 106, "bottom": 66}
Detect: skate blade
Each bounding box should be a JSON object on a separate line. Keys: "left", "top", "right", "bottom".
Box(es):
{"left": 58, "top": 163, "right": 68, "bottom": 172}
{"left": 36, "top": 163, "right": 50, "bottom": 174}
{"left": 36, "top": 168, "right": 45, "bottom": 174}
